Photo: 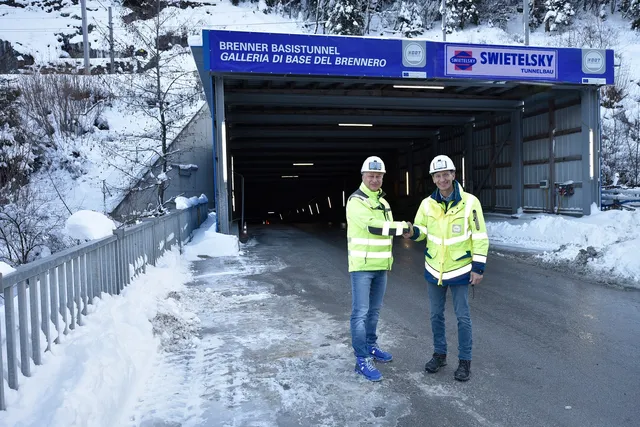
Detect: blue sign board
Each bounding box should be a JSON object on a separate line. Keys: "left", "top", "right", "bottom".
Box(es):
{"left": 203, "top": 30, "right": 614, "bottom": 85}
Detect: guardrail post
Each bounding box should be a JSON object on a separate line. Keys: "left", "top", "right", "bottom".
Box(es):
{"left": 4, "top": 282, "right": 17, "bottom": 391}
{"left": 114, "top": 228, "right": 125, "bottom": 295}
{"left": 29, "top": 276, "right": 42, "bottom": 365}
{"left": 0, "top": 273, "right": 5, "bottom": 410}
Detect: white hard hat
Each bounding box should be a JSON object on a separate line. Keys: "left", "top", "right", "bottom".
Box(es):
{"left": 361, "top": 156, "right": 386, "bottom": 173}
{"left": 429, "top": 155, "right": 456, "bottom": 174}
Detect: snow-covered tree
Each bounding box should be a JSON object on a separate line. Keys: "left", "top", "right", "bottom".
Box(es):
{"left": 325, "top": 0, "right": 365, "bottom": 35}
{"left": 477, "top": 0, "right": 515, "bottom": 30}
{"left": 0, "top": 186, "right": 65, "bottom": 265}
{"left": 621, "top": 0, "right": 640, "bottom": 29}
{"left": 115, "top": 0, "right": 201, "bottom": 213}
{"left": 528, "top": 0, "right": 547, "bottom": 29}
{"left": 543, "top": 0, "right": 576, "bottom": 32}
{"left": 396, "top": 1, "right": 424, "bottom": 37}
{"left": 441, "top": 0, "right": 480, "bottom": 33}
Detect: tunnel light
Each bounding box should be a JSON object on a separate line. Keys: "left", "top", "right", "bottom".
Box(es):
{"left": 338, "top": 123, "right": 373, "bottom": 127}
{"left": 308, "top": 205, "right": 313, "bottom": 215}
{"left": 221, "top": 121, "right": 228, "bottom": 183}
{"left": 268, "top": 211, "right": 275, "bottom": 214}
{"left": 405, "top": 171, "right": 410, "bottom": 196}
{"left": 297, "top": 209, "right": 299, "bottom": 214}
{"left": 342, "top": 190, "right": 346, "bottom": 207}
{"left": 393, "top": 85, "right": 445, "bottom": 90}
{"left": 231, "top": 156, "right": 235, "bottom": 212}
{"left": 293, "top": 163, "right": 314, "bottom": 166}
{"left": 462, "top": 156, "right": 466, "bottom": 188}
{"left": 316, "top": 203, "right": 320, "bottom": 214}
{"left": 281, "top": 175, "right": 299, "bottom": 178}
{"left": 589, "top": 129, "right": 595, "bottom": 180}
{"left": 279, "top": 213, "right": 283, "bottom": 220}
{"left": 328, "top": 196, "right": 332, "bottom": 209}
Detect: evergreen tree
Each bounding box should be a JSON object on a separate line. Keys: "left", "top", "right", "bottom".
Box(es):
{"left": 543, "top": 0, "right": 576, "bottom": 32}
{"left": 528, "top": 0, "right": 547, "bottom": 29}
{"left": 397, "top": 1, "right": 424, "bottom": 37}
{"left": 325, "top": 0, "right": 365, "bottom": 35}
{"left": 442, "top": 0, "right": 480, "bottom": 33}
{"left": 623, "top": 0, "right": 640, "bottom": 29}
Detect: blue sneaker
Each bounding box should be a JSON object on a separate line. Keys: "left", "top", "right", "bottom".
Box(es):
{"left": 354, "top": 357, "right": 382, "bottom": 381}
{"left": 368, "top": 345, "right": 393, "bottom": 363}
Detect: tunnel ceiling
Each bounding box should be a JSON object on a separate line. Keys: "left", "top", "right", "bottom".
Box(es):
{"left": 224, "top": 75, "right": 549, "bottom": 183}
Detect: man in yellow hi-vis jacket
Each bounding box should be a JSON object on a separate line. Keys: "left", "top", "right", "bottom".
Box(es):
{"left": 346, "top": 155, "right": 411, "bottom": 382}
{"left": 405, "top": 154, "right": 489, "bottom": 381}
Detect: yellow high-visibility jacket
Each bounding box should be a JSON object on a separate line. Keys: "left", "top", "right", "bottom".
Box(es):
{"left": 411, "top": 181, "right": 489, "bottom": 285}
{"left": 346, "top": 183, "right": 409, "bottom": 272}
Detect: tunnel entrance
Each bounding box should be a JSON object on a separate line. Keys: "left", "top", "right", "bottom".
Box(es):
{"left": 191, "top": 30, "right": 614, "bottom": 234}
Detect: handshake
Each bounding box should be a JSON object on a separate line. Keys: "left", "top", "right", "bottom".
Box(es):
{"left": 402, "top": 221, "right": 414, "bottom": 239}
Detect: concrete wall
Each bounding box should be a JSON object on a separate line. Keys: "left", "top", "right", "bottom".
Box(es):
{"left": 111, "top": 104, "right": 214, "bottom": 221}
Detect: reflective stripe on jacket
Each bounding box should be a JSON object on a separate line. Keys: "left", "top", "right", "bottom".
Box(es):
{"left": 346, "top": 183, "right": 407, "bottom": 272}
{"left": 411, "top": 181, "right": 489, "bottom": 285}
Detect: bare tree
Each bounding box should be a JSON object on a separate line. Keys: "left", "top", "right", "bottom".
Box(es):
{"left": 0, "top": 186, "right": 66, "bottom": 265}
{"left": 115, "top": 0, "right": 201, "bottom": 214}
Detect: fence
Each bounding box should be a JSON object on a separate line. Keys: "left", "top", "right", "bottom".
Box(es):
{"left": 601, "top": 188, "right": 640, "bottom": 211}
{"left": 0, "top": 201, "right": 209, "bottom": 410}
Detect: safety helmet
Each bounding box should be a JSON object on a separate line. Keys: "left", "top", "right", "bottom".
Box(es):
{"left": 429, "top": 155, "right": 456, "bottom": 174}
{"left": 361, "top": 156, "right": 386, "bottom": 174}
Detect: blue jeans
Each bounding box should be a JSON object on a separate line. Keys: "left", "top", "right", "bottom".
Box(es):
{"left": 350, "top": 271, "right": 387, "bottom": 358}
{"left": 427, "top": 282, "right": 472, "bottom": 360}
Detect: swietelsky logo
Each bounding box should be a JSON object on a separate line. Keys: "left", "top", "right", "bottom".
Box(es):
{"left": 450, "top": 50, "right": 476, "bottom": 71}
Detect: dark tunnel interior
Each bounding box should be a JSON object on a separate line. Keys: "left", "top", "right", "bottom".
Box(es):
{"left": 223, "top": 76, "right": 546, "bottom": 225}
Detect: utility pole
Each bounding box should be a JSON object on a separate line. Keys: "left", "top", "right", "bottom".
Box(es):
{"left": 523, "top": 0, "right": 530, "bottom": 46}
{"left": 109, "top": 7, "right": 115, "bottom": 74}
{"left": 80, "top": 0, "right": 90, "bottom": 74}
{"left": 441, "top": 0, "right": 447, "bottom": 42}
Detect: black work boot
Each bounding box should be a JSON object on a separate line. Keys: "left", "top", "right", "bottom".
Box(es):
{"left": 424, "top": 353, "right": 447, "bottom": 373}
{"left": 454, "top": 359, "right": 471, "bottom": 381}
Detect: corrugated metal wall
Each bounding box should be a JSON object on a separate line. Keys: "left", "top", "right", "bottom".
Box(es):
{"left": 522, "top": 94, "right": 583, "bottom": 214}
{"left": 398, "top": 88, "right": 590, "bottom": 216}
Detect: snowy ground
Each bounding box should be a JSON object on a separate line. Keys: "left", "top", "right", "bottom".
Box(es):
{"left": 1, "top": 206, "right": 639, "bottom": 426}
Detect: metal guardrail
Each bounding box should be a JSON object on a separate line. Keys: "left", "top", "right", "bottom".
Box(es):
{"left": 601, "top": 188, "right": 640, "bottom": 211}
{"left": 0, "top": 202, "right": 209, "bottom": 410}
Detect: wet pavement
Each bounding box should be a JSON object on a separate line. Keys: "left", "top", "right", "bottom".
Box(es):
{"left": 131, "top": 223, "right": 640, "bottom": 427}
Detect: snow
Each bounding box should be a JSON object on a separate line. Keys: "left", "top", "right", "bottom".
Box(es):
{"left": 1, "top": 205, "right": 640, "bottom": 426}
{"left": 0, "top": 262, "right": 15, "bottom": 275}
{"left": 0, "top": 249, "right": 193, "bottom": 427}
{"left": 182, "top": 213, "right": 239, "bottom": 260}
{"left": 64, "top": 210, "right": 116, "bottom": 241}
{"left": 175, "top": 194, "right": 208, "bottom": 210}
{"left": 1, "top": 1, "right": 640, "bottom": 424}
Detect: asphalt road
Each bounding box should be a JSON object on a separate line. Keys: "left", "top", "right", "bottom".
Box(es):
{"left": 241, "top": 222, "right": 640, "bottom": 427}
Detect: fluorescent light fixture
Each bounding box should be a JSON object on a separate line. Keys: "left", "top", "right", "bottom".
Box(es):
{"left": 462, "top": 156, "right": 466, "bottom": 188}
{"left": 268, "top": 211, "right": 275, "bottom": 214}
{"left": 338, "top": 123, "right": 373, "bottom": 127}
{"left": 279, "top": 214, "right": 283, "bottom": 220}
{"left": 405, "top": 171, "right": 410, "bottom": 196}
{"left": 297, "top": 209, "right": 299, "bottom": 214}
{"left": 281, "top": 175, "right": 299, "bottom": 178}
{"left": 315, "top": 203, "right": 320, "bottom": 214}
{"left": 342, "top": 190, "right": 346, "bottom": 207}
{"left": 589, "top": 129, "right": 594, "bottom": 180}
{"left": 327, "top": 196, "right": 332, "bottom": 209}
{"left": 221, "top": 121, "right": 228, "bottom": 183}
{"left": 293, "top": 163, "right": 314, "bottom": 166}
{"left": 231, "top": 156, "right": 235, "bottom": 212}
{"left": 308, "top": 204, "right": 313, "bottom": 215}
{"left": 393, "top": 85, "right": 445, "bottom": 90}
